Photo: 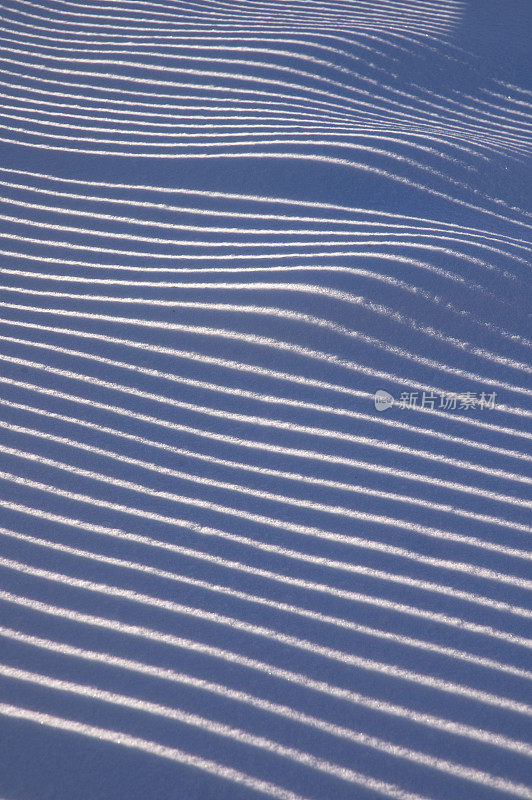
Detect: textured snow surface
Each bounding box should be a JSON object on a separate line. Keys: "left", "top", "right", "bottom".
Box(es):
{"left": 0, "top": 1, "right": 530, "bottom": 799}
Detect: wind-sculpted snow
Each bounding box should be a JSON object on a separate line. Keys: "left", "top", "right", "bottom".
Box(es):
{"left": 0, "top": 2, "right": 530, "bottom": 799}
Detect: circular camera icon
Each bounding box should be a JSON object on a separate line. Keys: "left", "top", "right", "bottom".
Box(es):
{"left": 374, "top": 390, "right": 394, "bottom": 412}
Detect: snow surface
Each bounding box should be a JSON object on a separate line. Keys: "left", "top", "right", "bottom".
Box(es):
{"left": 0, "top": 1, "right": 530, "bottom": 799}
